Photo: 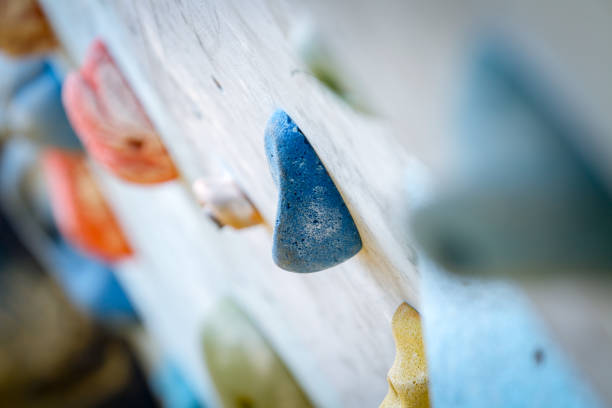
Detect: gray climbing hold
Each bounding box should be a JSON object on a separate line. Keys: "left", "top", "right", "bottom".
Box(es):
{"left": 264, "top": 109, "right": 362, "bottom": 273}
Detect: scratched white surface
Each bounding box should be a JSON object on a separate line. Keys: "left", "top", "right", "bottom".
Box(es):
{"left": 39, "top": 1, "right": 424, "bottom": 406}
{"left": 37, "top": 1, "right": 612, "bottom": 407}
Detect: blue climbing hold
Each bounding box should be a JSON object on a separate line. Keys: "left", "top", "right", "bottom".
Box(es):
{"left": 419, "top": 258, "right": 603, "bottom": 408}
{"left": 152, "top": 359, "right": 203, "bottom": 408}
{"left": 264, "top": 109, "right": 362, "bottom": 272}
{"left": 53, "top": 239, "right": 138, "bottom": 323}
{"left": 411, "top": 41, "right": 612, "bottom": 277}
{"left": 9, "top": 62, "right": 81, "bottom": 149}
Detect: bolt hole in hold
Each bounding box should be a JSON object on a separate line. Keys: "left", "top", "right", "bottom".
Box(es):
{"left": 62, "top": 38, "right": 178, "bottom": 184}
{"left": 291, "top": 22, "right": 370, "bottom": 113}
{"left": 534, "top": 348, "right": 545, "bottom": 365}
{"left": 42, "top": 149, "right": 133, "bottom": 262}
{"left": 380, "top": 303, "right": 430, "bottom": 408}
{"left": 264, "top": 109, "right": 362, "bottom": 272}
{"left": 201, "top": 298, "right": 313, "bottom": 408}
{"left": 192, "top": 176, "right": 263, "bottom": 229}
{"left": 125, "top": 136, "right": 144, "bottom": 150}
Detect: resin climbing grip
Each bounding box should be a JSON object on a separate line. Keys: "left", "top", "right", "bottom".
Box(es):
{"left": 62, "top": 39, "right": 178, "bottom": 184}
{"left": 0, "top": 140, "right": 136, "bottom": 320}
{"left": 380, "top": 303, "right": 430, "bottom": 408}
{"left": 0, "top": 57, "right": 45, "bottom": 143}
{"left": 42, "top": 149, "right": 133, "bottom": 261}
{"left": 264, "top": 110, "right": 362, "bottom": 272}
{"left": 201, "top": 298, "right": 313, "bottom": 408}
{"left": 0, "top": 0, "right": 57, "bottom": 56}
{"left": 192, "top": 176, "right": 263, "bottom": 229}
{"left": 410, "top": 45, "right": 612, "bottom": 277}
{"left": 293, "top": 24, "right": 368, "bottom": 113}
{"left": 8, "top": 62, "right": 81, "bottom": 149}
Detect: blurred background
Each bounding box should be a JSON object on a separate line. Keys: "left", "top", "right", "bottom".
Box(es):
{"left": 0, "top": 1, "right": 200, "bottom": 406}
{"left": 0, "top": 0, "right": 611, "bottom": 407}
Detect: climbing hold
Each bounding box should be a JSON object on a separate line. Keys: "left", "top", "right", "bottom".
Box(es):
{"left": 380, "top": 303, "right": 430, "bottom": 408}
{"left": 0, "top": 140, "right": 136, "bottom": 321}
{"left": 0, "top": 55, "right": 46, "bottom": 105}
{"left": 0, "top": 56, "right": 46, "bottom": 142}
{"left": 52, "top": 239, "right": 138, "bottom": 322}
{"left": 192, "top": 176, "right": 263, "bottom": 229}
{"left": 418, "top": 260, "right": 602, "bottom": 408}
{"left": 411, "top": 43, "right": 612, "bottom": 277}
{"left": 152, "top": 359, "right": 203, "bottom": 408}
{"left": 62, "top": 39, "right": 178, "bottom": 184}
{"left": 201, "top": 298, "right": 313, "bottom": 408}
{"left": 42, "top": 148, "right": 133, "bottom": 261}
{"left": 8, "top": 62, "right": 81, "bottom": 149}
{"left": 0, "top": 0, "right": 57, "bottom": 56}
{"left": 293, "top": 23, "right": 369, "bottom": 112}
{"left": 264, "top": 109, "right": 362, "bottom": 272}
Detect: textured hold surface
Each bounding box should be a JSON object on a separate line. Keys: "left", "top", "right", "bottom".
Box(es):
{"left": 264, "top": 110, "right": 362, "bottom": 272}
{"left": 192, "top": 176, "right": 263, "bottom": 229}
{"left": 420, "top": 259, "right": 603, "bottom": 408}
{"left": 63, "top": 39, "right": 178, "bottom": 184}
{"left": 380, "top": 303, "right": 429, "bottom": 408}
{"left": 0, "top": 0, "right": 57, "bottom": 56}
{"left": 42, "top": 149, "right": 133, "bottom": 261}
{"left": 201, "top": 298, "right": 313, "bottom": 408}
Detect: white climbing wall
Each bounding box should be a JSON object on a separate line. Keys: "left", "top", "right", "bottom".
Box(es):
{"left": 37, "top": 1, "right": 612, "bottom": 407}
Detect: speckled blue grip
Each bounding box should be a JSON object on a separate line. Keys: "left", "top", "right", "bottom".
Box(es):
{"left": 264, "top": 109, "right": 362, "bottom": 272}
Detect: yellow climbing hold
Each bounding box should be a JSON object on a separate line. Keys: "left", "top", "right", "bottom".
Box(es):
{"left": 380, "top": 303, "right": 430, "bottom": 408}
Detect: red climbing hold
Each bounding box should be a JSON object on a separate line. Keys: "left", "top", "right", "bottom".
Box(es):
{"left": 62, "top": 39, "right": 178, "bottom": 184}
{"left": 42, "top": 149, "right": 133, "bottom": 261}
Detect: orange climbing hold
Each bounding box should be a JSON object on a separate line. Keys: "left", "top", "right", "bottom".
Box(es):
{"left": 42, "top": 149, "right": 133, "bottom": 261}
{"left": 62, "top": 39, "right": 178, "bottom": 184}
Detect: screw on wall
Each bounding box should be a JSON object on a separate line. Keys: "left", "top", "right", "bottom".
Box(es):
{"left": 192, "top": 175, "right": 263, "bottom": 229}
